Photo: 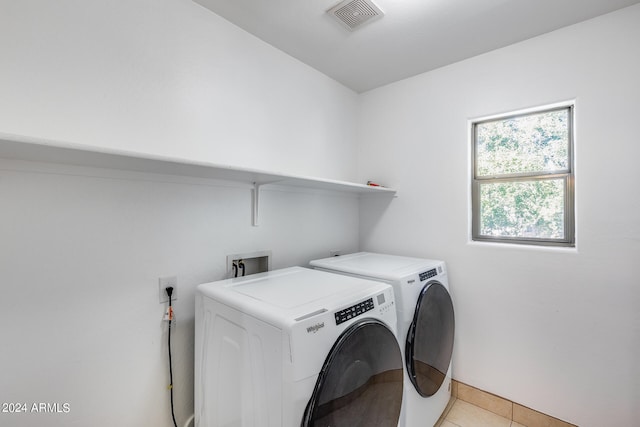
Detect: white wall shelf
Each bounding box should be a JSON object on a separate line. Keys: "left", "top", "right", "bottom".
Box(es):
{"left": 0, "top": 133, "right": 396, "bottom": 225}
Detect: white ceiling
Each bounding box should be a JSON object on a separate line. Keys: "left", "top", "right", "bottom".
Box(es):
{"left": 193, "top": 0, "right": 640, "bottom": 93}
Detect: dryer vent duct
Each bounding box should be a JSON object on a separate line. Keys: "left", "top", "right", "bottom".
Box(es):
{"left": 327, "top": 0, "right": 384, "bottom": 32}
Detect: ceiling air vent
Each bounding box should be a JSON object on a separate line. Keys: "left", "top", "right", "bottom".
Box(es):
{"left": 327, "top": 0, "right": 384, "bottom": 32}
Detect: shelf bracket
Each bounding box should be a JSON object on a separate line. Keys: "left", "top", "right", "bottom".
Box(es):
{"left": 252, "top": 182, "right": 261, "bottom": 227}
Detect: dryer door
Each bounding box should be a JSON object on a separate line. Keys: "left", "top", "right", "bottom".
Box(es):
{"left": 301, "top": 319, "right": 403, "bottom": 427}
{"left": 405, "top": 281, "right": 455, "bottom": 397}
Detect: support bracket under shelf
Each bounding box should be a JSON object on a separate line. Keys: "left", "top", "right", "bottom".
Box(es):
{"left": 252, "top": 182, "right": 261, "bottom": 227}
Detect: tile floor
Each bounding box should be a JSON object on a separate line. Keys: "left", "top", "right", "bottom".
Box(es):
{"left": 437, "top": 399, "right": 527, "bottom": 427}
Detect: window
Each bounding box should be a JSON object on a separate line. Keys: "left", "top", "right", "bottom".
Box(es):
{"left": 472, "top": 105, "right": 574, "bottom": 246}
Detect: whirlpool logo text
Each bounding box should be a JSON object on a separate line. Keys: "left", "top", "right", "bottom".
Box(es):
{"left": 306, "top": 322, "right": 325, "bottom": 333}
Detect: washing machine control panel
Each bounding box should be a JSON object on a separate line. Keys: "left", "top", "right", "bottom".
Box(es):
{"left": 419, "top": 268, "right": 438, "bottom": 282}
{"left": 334, "top": 298, "right": 374, "bottom": 325}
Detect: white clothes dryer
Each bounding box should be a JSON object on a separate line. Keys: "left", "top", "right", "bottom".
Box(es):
{"left": 310, "top": 253, "right": 454, "bottom": 427}
{"left": 195, "top": 266, "right": 404, "bottom": 427}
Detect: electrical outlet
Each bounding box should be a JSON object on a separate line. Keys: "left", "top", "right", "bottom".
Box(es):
{"left": 159, "top": 276, "right": 177, "bottom": 303}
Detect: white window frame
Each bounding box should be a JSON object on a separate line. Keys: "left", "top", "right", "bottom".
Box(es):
{"left": 471, "top": 104, "right": 575, "bottom": 247}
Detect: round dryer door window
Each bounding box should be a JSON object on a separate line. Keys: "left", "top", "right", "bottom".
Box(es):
{"left": 301, "top": 319, "right": 403, "bottom": 427}
{"left": 405, "top": 281, "right": 455, "bottom": 397}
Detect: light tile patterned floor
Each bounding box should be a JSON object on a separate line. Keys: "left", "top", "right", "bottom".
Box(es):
{"left": 440, "top": 399, "right": 527, "bottom": 427}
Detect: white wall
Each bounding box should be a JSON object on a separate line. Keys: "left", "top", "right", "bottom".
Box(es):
{"left": 0, "top": 0, "right": 358, "bottom": 181}
{"left": 0, "top": 1, "right": 362, "bottom": 426}
{"left": 358, "top": 5, "right": 640, "bottom": 426}
{"left": 0, "top": 159, "right": 360, "bottom": 427}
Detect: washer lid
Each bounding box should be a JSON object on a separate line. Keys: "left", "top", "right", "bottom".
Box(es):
{"left": 232, "top": 269, "right": 356, "bottom": 308}
{"left": 302, "top": 318, "right": 403, "bottom": 427}
{"left": 197, "top": 267, "right": 392, "bottom": 328}
{"left": 310, "top": 252, "right": 443, "bottom": 281}
{"left": 405, "top": 281, "right": 455, "bottom": 397}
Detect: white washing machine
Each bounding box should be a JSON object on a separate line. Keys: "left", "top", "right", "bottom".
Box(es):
{"left": 195, "top": 266, "right": 404, "bottom": 427}
{"left": 310, "top": 253, "right": 455, "bottom": 427}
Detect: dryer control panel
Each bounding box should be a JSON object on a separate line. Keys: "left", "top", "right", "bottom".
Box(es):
{"left": 334, "top": 298, "right": 374, "bottom": 325}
